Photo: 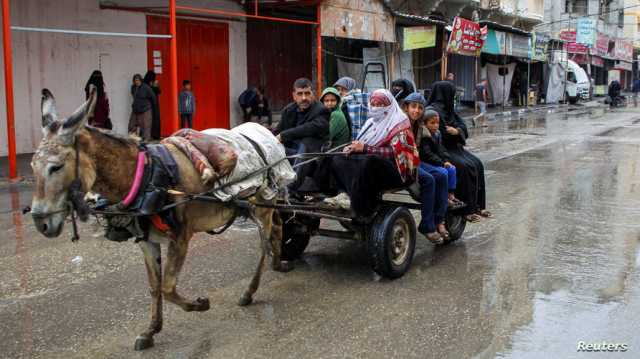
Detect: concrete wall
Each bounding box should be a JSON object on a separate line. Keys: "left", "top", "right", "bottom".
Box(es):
{"left": 0, "top": 0, "right": 247, "bottom": 157}
{"left": 623, "top": 0, "right": 640, "bottom": 46}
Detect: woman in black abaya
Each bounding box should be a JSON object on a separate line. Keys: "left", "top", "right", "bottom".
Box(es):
{"left": 144, "top": 70, "right": 162, "bottom": 140}
{"left": 427, "top": 81, "right": 491, "bottom": 222}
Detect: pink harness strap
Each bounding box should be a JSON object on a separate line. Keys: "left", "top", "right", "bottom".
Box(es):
{"left": 120, "top": 151, "right": 146, "bottom": 208}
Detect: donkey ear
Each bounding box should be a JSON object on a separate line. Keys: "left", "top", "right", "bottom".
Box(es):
{"left": 41, "top": 88, "right": 58, "bottom": 128}
{"left": 61, "top": 85, "right": 97, "bottom": 134}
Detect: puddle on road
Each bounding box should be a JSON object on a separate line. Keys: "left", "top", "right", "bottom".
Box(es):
{"left": 476, "top": 134, "right": 640, "bottom": 359}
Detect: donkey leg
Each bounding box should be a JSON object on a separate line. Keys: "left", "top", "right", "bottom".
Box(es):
{"left": 238, "top": 251, "right": 267, "bottom": 306}
{"left": 134, "top": 241, "right": 162, "bottom": 351}
{"left": 162, "top": 235, "right": 210, "bottom": 312}
{"left": 238, "top": 209, "right": 271, "bottom": 306}
{"left": 268, "top": 209, "right": 293, "bottom": 273}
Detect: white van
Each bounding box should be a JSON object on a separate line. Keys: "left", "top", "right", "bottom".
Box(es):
{"left": 565, "top": 60, "right": 591, "bottom": 103}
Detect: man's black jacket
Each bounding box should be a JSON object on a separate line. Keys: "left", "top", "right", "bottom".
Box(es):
{"left": 276, "top": 100, "right": 330, "bottom": 152}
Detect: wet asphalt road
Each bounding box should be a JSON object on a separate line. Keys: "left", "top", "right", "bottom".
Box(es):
{"left": 2, "top": 106, "right": 640, "bottom": 359}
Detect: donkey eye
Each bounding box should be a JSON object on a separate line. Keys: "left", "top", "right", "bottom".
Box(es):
{"left": 49, "top": 164, "right": 64, "bottom": 174}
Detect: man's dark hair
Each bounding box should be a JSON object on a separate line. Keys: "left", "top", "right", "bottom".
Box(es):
{"left": 293, "top": 77, "right": 312, "bottom": 91}
{"left": 183, "top": 80, "right": 191, "bottom": 86}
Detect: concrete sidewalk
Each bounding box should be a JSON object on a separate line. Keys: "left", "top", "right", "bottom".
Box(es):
{"left": 458, "top": 103, "right": 564, "bottom": 123}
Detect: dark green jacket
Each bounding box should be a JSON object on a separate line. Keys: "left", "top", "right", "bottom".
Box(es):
{"left": 320, "top": 87, "right": 350, "bottom": 147}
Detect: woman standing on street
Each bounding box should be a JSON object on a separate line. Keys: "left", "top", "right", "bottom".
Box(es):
{"left": 128, "top": 73, "right": 156, "bottom": 141}
{"left": 144, "top": 70, "right": 162, "bottom": 140}
{"left": 84, "top": 70, "right": 111, "bottom": 129}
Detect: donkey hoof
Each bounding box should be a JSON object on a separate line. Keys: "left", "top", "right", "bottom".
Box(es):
{"left": 193, "top": 297, "right": 210, "bottom": 311}
{"left": 274, "top": 260, "right": 294, "bottom": 273}
{"left": 238, "top": 294, "right": 253, "bottom": 307}
{"left": 134, "top": 335, "right": 154, "bottom": 351}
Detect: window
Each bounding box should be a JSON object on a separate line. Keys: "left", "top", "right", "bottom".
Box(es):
{"left": 566, "top": 0, "right": 588, "bottom": 15}
{"left": 618, "top": 10, "right": 624, "bottom": 28}
{"left": 600, "top": 0, "right": 612, "bottom": 19}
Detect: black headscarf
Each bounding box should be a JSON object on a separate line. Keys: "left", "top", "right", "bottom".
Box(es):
{"left": 391, "top": 78, "right": 415, "bottom": 102}
{"left": 143, "top": 70, "right": 157, "bottom": 85}
{"left": 427, "top": 81, "right": 456, "bottom": 122}
{"left": 427, "top": 80, "right": 468, "bottom": 144}
{"left": 85, "top": 70, "right": 105, "bottom": 98}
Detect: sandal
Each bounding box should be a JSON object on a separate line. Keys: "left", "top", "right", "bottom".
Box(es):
{"left": 478, "top": 209, "right": 493, "bottom": 218}
{"left": 448, "top": 199, "right": 465, "bottom": 210}
{"left": 465, "top": 214, "right": 482, "bottom": 223}
{"left": 423, "top": 232, "right": 443, "bottom": 244}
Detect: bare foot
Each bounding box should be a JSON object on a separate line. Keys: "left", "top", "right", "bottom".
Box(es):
{"left": 437, "top": 223, "right": 449, "bottom": 240}
{"left": 465, "top": 214, "right": 482, "bottom": 223}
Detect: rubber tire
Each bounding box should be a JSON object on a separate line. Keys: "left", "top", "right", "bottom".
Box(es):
{"left": 367, "top": 206, "right": 417, "bottom": 279}
{"left": 444, "top": 212, "right": 466, "bottom": 243}
{"left": 280, "top": 214, "right": 318, "bottom": 261}
{"left": 568, "top": 96, "right": 578, "bottom": 105}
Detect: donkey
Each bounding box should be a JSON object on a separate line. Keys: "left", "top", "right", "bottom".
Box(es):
{"left": 30, "top": 88, "right": 291, "bottom": 350}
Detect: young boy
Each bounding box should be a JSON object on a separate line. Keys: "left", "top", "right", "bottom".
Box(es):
{"left": 421, "top": 109, "right": 461, "bottom": 207}
{"left": 179, "top": 80, "right": 196, "bottom": 128}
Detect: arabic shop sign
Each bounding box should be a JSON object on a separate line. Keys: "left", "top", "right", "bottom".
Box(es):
{"left": 560, "top": 31, "right": 589, "bottom": 54}
{"left": 532, "top": 32, "right": 549, "bottom": 61}
{"left": 447, "top": 17, "right": 486, "bottom": 56}
{"left": 403, "top": 26, "right": 437, "bottom": 51}
{"left": 576, "top": 17, "right": 596, "bottom": 46}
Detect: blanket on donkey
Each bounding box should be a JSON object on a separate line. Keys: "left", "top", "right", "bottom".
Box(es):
{"left": 167, "top": 122, "right": 295, "bottom": 201}
{"left": 163, "top": 128, "right": 238, "bottom": 184}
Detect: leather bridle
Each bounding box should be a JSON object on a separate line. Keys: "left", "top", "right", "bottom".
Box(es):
{"left": 28, "top": 138, "right": 89, "bottom": 241}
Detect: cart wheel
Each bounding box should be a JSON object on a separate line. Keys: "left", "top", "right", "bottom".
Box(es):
{"left": 367, "top": 206, "right": 416, "bottom": 279}
{"left": 280, "top": 215, "right": 318, "bottom": 261}
{"left": 444, "top": 212, "right": 466, "bottom": 243}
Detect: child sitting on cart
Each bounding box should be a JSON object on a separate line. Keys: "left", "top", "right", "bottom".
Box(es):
{"left": 402, "top": 93, "right": 450, "bottom": 243}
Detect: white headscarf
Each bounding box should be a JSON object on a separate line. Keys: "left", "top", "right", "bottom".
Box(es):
{"left": 357, "top": 89, "right": 409, "bottom": 146}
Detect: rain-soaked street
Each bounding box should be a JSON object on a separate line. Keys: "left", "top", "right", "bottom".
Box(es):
{"left": 2, "top": 105, "right": 640, "bottom": 359}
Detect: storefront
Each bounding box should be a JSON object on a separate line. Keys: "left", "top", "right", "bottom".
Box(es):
{"left": 611, "top": 39, "right": 634, "bottom": 89}
{"left": 480, "top": 23, "right": 532, "bottom": 106}
{"left": 393, "top": 13, "right": 446, "bottom": 92}
{"left": 529, "top": 32, "right": 549, "bottom": 104}
{"left": 590, "top": 33, "right": 610, "bottom": 90}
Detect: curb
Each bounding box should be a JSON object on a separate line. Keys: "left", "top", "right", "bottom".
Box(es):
{"left": 461, "top": 104, "right": 563, "bottom": 123}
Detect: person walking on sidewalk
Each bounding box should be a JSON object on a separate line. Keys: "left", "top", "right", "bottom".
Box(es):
{"left": 632, "top": 78, "right": 640, "bottom": 107}
{"left": 473, "top": 79, "right": 488, "bottom": 127}
{"left": 179, "top": 80, "right": 196, "bottom": 128}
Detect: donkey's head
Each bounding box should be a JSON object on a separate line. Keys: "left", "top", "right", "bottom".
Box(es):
{"left": 31, "top": 87, "right": 97, "bottom": 237}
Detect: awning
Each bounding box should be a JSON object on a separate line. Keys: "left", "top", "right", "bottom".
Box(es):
{"left": 482, "top": 29, "right": 531, "bottom": 58}
{"left": 613, "top": 60, "right": 632, "bottom": 71}
{"left": 591, "top": 55, "right": 604, "bottom": 67}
